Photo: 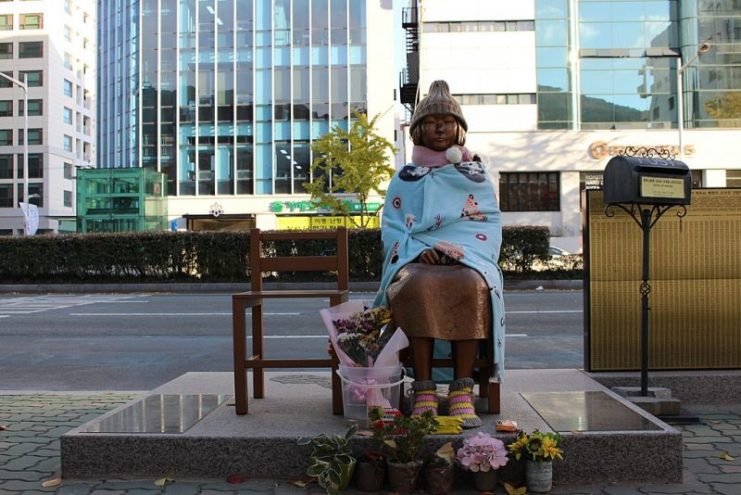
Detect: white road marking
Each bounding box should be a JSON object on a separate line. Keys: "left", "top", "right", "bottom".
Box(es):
{"left": 68, "top": 312, "right": 301, "bottom": 316}
{"left": 506, "top": 310, "right": 582, "bottom": 314}
{"left": 0, "top": 295, "right": 144, "bottom": 316}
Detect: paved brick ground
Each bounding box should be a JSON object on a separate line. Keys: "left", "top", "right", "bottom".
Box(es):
{"left": 0, "top": 393, "right": 739, "bottom": 494}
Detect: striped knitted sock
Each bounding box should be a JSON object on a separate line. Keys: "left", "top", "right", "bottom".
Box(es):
{"left": 411, "top": 380, "right": 438, "bottom": 417}
{"left": 448, "top": 377, "right": 481, "bottom": 428}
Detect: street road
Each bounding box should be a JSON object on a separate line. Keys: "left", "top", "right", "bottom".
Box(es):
{"left": 0, "top": 290, "right": 584, "bottom": 390}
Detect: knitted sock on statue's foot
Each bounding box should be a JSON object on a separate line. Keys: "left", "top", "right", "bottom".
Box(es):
{"left": 411, "top": 380, "right": 438, "bottom": 417}
{"left": 448, "top": 377, "right": 481, "bottom": 428}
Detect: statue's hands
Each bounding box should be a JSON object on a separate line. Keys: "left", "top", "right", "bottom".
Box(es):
{"left": 419, "top": 249, "right": 442, "bottom": 265}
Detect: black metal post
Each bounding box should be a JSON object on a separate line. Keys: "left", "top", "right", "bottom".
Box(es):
{"left": 639, "top": 208, "right": 652, "bottom": 396}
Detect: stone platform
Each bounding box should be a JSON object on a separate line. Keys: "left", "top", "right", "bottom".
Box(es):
{"left": 61, "top": 369, "right": 682, "bottom": 485}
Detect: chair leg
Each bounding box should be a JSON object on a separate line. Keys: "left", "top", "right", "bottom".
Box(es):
{"left": 487, "top": 378, "right": 501, "bottom": 414}
{"left": 331, "top": 358, "right": 343, "bottom": 415}
{"left": 232, "top": 298, "right": 248, "bottom": 415}
{"left": 478, "top": 368, "right": 489, "bottom": 398}
{"left": 252, "top": 302, "right": 265, "bottom": 398}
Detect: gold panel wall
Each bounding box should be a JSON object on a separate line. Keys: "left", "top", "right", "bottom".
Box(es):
{"left": 586, "top": 189, "right": 741, "bottom": 370}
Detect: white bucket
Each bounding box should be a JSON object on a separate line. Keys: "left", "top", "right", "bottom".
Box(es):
{"left": 337, "top": 365, "right": 404, "bottom": 423}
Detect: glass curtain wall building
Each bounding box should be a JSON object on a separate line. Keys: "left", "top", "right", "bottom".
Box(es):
{"left": 535, "top": 0, "right": 741, "bottom": 131}
{"left": 98, "top": 0, "right": 389, "bottom": 230}
{"left": 410, "top": 0, "right": 741, "bottom": 252}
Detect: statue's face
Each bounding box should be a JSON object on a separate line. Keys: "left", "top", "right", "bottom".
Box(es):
{"left": 421, "top": 114, "right": 459, "bottom": 151}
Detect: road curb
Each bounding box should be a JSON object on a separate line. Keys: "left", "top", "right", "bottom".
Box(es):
{"left": 0, "top": 279, "right": 582, "bottom": 293}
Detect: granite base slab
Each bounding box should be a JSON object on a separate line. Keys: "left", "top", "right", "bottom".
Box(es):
{"left": 61, "top": 369, "right": 682, "bottom": 484}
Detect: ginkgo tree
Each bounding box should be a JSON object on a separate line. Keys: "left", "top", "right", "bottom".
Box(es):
{"left": 705, "top": 92, "right": 741, "bottom": 120}
{"left": 303, "top": 111, "right": 397, "bottom": 229}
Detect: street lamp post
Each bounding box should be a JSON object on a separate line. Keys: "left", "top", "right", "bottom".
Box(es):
{"left": 0, "top": 71, "right": 28, "bottom": 234}
{"left": 676, "top": 42, "right": 710, "bottom": 161}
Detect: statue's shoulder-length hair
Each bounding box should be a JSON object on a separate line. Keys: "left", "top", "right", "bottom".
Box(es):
{"left": 410, "top": 120, "right": 467, "bottom": 147}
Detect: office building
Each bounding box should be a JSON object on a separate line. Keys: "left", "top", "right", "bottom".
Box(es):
{"left": 0, "top": 0, "right": 97, "bottom": 235}
{"left": 97, "top": 0, "right": 397, "bottom": 232}
{"left": 401, "top": 0, "right": 741, "bottom": 251}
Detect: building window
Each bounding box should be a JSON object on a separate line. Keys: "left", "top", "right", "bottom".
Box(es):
{"left": 0, "top": 154, "right": 11, "bottom": 178}
{"left": 580, "top": 57, "right": 675, "bottom": 130}
{"left": 0, "top": 14, "right": 12, "bottom": 30}
{"left": 0, "top": 43, "right": 11, "bottom": 59}
{"left": 424, "top": 20, "right": 535, "bottom": 32}
{"left": 454, "top": 93, "right": 537, "bottom": 105}
{"left": 0, "top": 184, "right": 11, "bottom": 207}
{"left": 17, "top": 153, "right": 43, "bottom": 178}
{"left": 63, "top": 134, "right": 73, "bottom": 152}
{"left": 63, "top": 107, "right": 73, "bottom": 125}
{"left": 20, "top": 70, "right": 42, "bottom": 87}
{"left": 499, "top": 172, "right": 560, "bottom": 212}
{"left": 0, "top": 72, "right": 11, "bottom": 88}
{"left": 63, "top": 162, "right": 74, "bottom": 179}
{"left": 19, "top": 128, "right": 43, "bottom": 145}
{"left": 63, "top": 79, "right": 73, "bottom": 97}
{"left": 0, "top": 100, "right": 11, "bottom": 117}
{"left": 19, "top": 41, "right": 43, "bottom": 58}
{"left": 20, "top": 13, "right": 43, "bottom": 30}
{"left": 64, "top": 52, "right": 73, "bottom": 70}
{"left": 64, "top": 190, "right": 72, "bottom": 207}
{"left": 19, "top": 99, "right": 43, "bottom": 116}
{"left": 0, "top": 129, "right": 12, "bottom": 145}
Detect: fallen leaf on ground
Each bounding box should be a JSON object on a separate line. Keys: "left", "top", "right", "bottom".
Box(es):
{"left": 41, "top": 477, "right": 62, "bottom": 488}
{"left": 154, "top": 477, "right": 175, "bottom": 487}
{"left": 0, "top": 424, "right": 7, "bottom": 431}
{"left": 504, "top": 482, "right": 527, "bottom": 495}
{"left": 226, "top": 473, "right": 248, "bottom": 484}
{"left": 720, "top": 452, "right": 735, "bottom": 461}
{"left": 291, "top": 476, "right": 315, "bottom": 487}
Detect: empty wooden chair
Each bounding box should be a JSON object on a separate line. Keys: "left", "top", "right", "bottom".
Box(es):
{"left": 232, "top": 227, "right": 349, "bottom": 415}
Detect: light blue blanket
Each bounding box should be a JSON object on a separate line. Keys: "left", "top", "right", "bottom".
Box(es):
{"left": 373, "top": 161, "right": 505, "bottom": 381}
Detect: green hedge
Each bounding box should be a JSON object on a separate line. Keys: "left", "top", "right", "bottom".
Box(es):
{"left": 0, "top": 227, "right": 580, "bottom": 283}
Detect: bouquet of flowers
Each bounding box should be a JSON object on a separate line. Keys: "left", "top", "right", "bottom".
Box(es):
{"left": 320, "top": 300, "right": 408, "bottom": 368}
{"left": 321, "top": 300, "right": 409, "bottom": 412}
{"left": 332, "top": 306, "right": 393, "bottom": 366}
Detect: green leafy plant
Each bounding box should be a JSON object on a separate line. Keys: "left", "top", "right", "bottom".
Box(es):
{"left": 507, "top": 429, "right": 563, "bottom": 463}
{"left": 369, "top": 408, "right": 436, "bottom": 464}
{"left": 303, "top": 111, "right": 397, "bottom": 229}
{"left": 426, "top": 442, "right": 455, "bottom": 468}
{"left": 297, "top": 424, "right": 358, "bottom": 495}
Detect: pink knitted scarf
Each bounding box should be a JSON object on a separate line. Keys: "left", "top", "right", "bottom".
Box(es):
{"left": 411, "top": 145, "right": 474, "bottom": 168}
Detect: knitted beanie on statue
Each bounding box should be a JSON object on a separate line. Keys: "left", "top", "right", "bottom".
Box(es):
{"left": 409, "top": 80, "right": 468, "bottom": 136}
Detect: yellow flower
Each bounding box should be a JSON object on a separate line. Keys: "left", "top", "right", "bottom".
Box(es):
{"left": 540, "top": 436, "right": 563, "bottom": 461}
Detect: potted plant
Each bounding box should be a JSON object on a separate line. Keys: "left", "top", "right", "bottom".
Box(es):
{"left": 508, "top": 429, "right": 563, "bottom": 493}
{"left": 456, "top": 431, "right": 509, "bottom": 491}
{"left": 369, "top": 408, "right": 436, "bottom": 494}
{"left": 297, "top": 424, "right": 358, "bottom": 495}
{"left": 354, "top": 449, "right": 386, "bottom": 492}
{"left": 424, "top": 442, "right": 456, "bottom": 495}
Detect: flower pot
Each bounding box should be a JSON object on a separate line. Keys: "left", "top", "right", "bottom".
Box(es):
{"left": 354, "top": 459, "right": 385, "bottom": 492}
{"left": 471, "top": 469, "right": 499, "bottom": 491}
{"left": 338, "top": 459, "right": 357, "bottom": 491}
{"left": 526, "top": 459, "right": 553, "bottom": 493}
{"left": 424, "top": 464, "right": 455, "bottom": 495}
{"left": 500, "top": 453, "right": 526, "bottom": 487}
{"left": 387, "top": 459, "right": 423, "bottom": 494}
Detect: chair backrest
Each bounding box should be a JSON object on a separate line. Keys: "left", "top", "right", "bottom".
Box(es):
{"left": 249, "top": 227, "right": 349, "bottom": 291}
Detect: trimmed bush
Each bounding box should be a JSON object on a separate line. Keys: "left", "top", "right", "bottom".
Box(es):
{"left": 0, "top": 227, "right": 578, "bottom": 284}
